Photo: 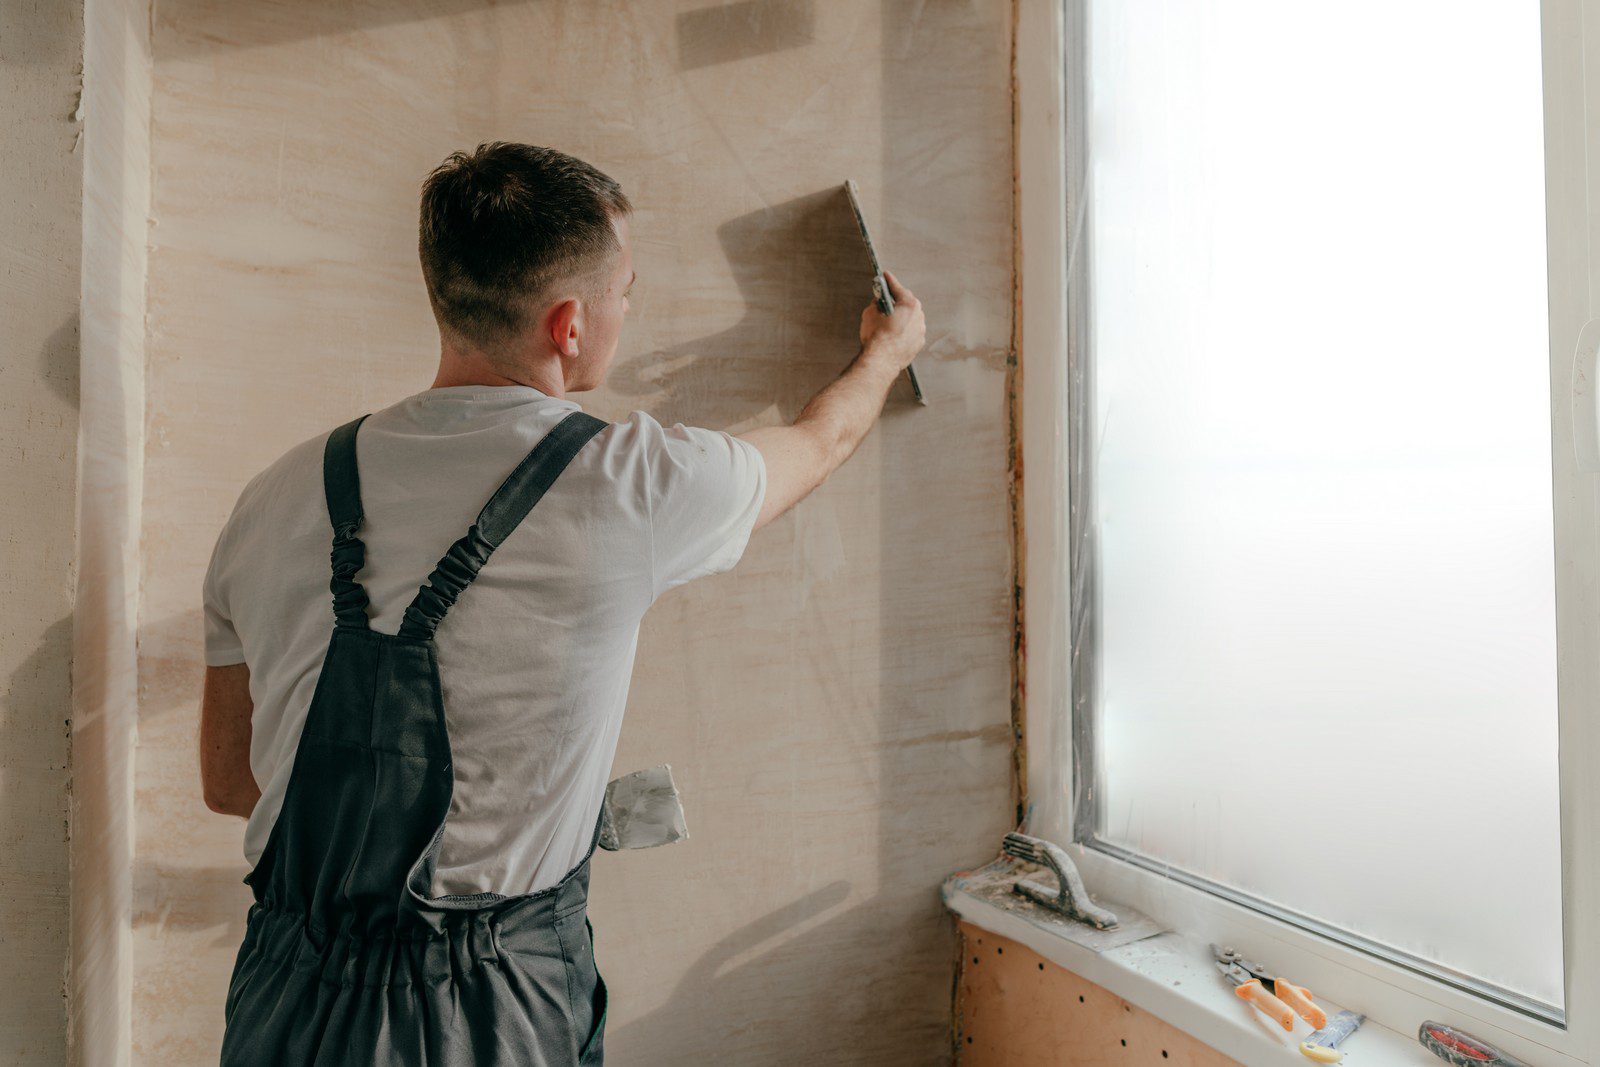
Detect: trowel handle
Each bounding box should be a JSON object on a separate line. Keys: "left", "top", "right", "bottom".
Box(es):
{"left": 872, "top": 274, "right": 926, "bottom": 404}
{"left": 1300, "top": 1041, "right": 1344, "bottom": 1064}
{"left": 873, "top": 275, "right": 895, "bottom": 315}
{"left": 1236, "top": 980, "right": 1296, "bottom": 1031}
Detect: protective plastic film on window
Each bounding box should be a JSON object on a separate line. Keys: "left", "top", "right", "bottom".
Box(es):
{"left": 1067, "top": 0, "right": 1564, "bottom": 1016}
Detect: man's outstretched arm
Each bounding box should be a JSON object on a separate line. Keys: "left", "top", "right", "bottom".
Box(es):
{"left": 740, "top": 271, "right": 925, "bottom": 531}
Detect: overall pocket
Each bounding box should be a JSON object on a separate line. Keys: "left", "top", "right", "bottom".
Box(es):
{"left": 579, "top": 917, "right": 607, "bottom": 1062}
{"left": 556, "top": 911, "right": 607, "bottom": 1064}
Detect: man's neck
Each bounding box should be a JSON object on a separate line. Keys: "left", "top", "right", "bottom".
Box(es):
{"left": 431, "top": 343, "right": 567, "bottom": 397}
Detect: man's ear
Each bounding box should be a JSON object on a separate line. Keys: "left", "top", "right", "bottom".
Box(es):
{"left": 547, "top": 297, "right": 582, "bottom": 357}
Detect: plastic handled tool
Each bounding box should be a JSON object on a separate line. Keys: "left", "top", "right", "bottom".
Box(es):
{"left": 1418, "top": 1022, "right": 1529, "bottom": 1067}
{"left": 843, "top": 179, "right": 925, "bottom": 405}
{"left": 1001, "top": 832, "right": 1119, "bottom": 929}
{"left": 1300, "top": 1011, "right": 1366, "bottom": 1063}
{"left": 1212, "top": 946, "right": 1329, "bottom": 1032}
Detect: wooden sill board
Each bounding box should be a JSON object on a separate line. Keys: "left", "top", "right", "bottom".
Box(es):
{"left": 957, "top": 920, "right": 1243, "bottom": 1067}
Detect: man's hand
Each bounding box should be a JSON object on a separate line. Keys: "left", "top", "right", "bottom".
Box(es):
{"left": 740, "top": 271, "right": 927, "bottom": 531}
{"left": 858, "top": 271, "right": 926, "bottom": 372}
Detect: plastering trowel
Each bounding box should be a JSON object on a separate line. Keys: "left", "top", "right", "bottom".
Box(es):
{"left": 942, "top": 831, "right": 1163, "bottom": 954}
{"left": 598, "top": 764, "right": 688, "bottom": 851}
{"left": 1003, "top": 831, "right": 1119, "bottom": 929}
{"left": 844, "top": 179, "right": 926, "bottom": 405}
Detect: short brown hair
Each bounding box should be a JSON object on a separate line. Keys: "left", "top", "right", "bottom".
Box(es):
{"left": 419, "top": 143, "right": 631, "bottom": 346}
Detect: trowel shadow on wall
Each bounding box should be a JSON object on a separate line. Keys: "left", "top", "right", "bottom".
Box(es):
{"left": 609, "top": 186, "right": 875, "bottom": 430}
{"left": 676, "top": 0, "right": 816, "bottom": 71}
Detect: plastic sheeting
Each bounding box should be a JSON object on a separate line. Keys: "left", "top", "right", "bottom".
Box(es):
{"left": 129, "top": 1, "right": 1018, "bottom": 1063}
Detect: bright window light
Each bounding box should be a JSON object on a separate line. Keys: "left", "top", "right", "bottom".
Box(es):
{"left": 1077, "top": 1, "right": 1563, "bottom": 1010}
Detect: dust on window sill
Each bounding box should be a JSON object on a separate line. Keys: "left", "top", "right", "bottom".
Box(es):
{"left": 942, "top": 864, "right": 1440, "bottom": 1067}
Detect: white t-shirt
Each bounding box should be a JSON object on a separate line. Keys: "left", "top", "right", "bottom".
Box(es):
{"left": 203, "top": 385, "right": 766, "bottom": 895}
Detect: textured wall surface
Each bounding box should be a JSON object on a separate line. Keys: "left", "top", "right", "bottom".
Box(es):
{"left": 138, "top": 2, "right": 1015, "bottom": 1062}
{"left": 0, "top": 2, "right": 84, "bottom": 1063}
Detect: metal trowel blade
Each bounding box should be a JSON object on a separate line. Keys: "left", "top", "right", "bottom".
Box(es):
{"left": 598, "top": 764, "right": 689, "bottom": 851}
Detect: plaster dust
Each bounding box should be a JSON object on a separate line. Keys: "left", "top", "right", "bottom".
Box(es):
{"left": 135, "top": 1, "right": 1015, "bottom": 1063}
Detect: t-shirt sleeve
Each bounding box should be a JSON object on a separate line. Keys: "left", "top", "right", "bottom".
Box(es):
{"left": 202, "top": 500, "right": 248, "bottom": 667}
{"left": 640, "top": 414, "right": 767, "bottom": 598}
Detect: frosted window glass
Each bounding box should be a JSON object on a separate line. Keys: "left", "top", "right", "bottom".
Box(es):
{"left": 1083, "top": 1, "right": 1563, "bottom": 1007}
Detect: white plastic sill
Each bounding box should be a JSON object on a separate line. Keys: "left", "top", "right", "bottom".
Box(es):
{"left": 944, "top": 878, "right": 1443, "bottom": 1067}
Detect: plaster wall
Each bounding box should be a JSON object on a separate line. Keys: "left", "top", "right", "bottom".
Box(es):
{"left": 75, "top": 0, "right": 153, "bottom": 1058}
{"left": 136, "top": 2, "right": 1016, "bottom": 1062}
{"left": 0, "top": 2, "right": 85, "bottom": 1062}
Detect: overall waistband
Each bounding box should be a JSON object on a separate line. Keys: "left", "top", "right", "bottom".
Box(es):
{"left": 242, "top": 850, "right": 593, "bottom": 979}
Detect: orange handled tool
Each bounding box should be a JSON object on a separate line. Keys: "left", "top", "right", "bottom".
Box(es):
{"left": 1233, "top": 980, "right": 1296, "bottom": 1031}
{"left": 1213, "top": 946, "right": 1328, "bottom": 1032}
{"left": 1275, "top": 980, "right": 1327, "bottom": 1031}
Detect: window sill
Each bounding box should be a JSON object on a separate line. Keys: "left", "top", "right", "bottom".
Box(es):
{"left": 943, "top": 867, "right": 1442, "bottom": 1067}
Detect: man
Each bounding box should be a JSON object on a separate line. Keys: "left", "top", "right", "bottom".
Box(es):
{"left": 199, "top": 142, "right": 924, "bottom": 1066}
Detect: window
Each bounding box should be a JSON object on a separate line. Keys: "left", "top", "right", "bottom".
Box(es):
{"left": 1066, "top": 1, "right": 1563, "bottom": 1020}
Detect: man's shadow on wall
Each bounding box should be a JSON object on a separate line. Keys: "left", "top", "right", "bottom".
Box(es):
{"left": 607, "top": 185, "right": 902, "bottom": 431}
{"left": 605, "top": 880, "right": 864, "bottom": 1063}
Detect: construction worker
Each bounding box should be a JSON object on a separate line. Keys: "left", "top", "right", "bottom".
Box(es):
{"left": 199, "top": 142, "right": 925, "bottom": 1065}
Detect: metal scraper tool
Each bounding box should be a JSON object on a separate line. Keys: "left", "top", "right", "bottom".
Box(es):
{"left": 1302, "top": 1011, "right": 1366, "bottom": 1064}
{"left": 598, "top": 764, "right": 688, "bottom": 851}
{"left": 844, "top": 179, "right": 925, "bottom": 405}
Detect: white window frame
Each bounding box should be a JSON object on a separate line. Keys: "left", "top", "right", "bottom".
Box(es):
{"left": 1016, "top": 2, "right": 1600, "bottom": 1063}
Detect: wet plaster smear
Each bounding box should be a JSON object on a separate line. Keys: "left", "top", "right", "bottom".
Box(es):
{"left": 137, "top": 1, "right": 1015, "bottom": 1062}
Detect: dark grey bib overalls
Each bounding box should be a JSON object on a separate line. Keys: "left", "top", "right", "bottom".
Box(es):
{"left": 222, "top": 410, "right": 610, "bottom": 1067}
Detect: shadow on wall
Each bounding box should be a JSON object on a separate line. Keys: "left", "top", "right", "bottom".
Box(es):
{"left": 608, "top": 185, "right": 889, "bottom": 430}
{"left": 0, "top": 0, "right": 79, "bottom": 64}
{"left": 132, "top": 608, "right": 253, "bottom": 946}
{"left": 676, "top": 0, "right": 816, "bottom": 71}
{"left": 3, "top": 612, "right": 72, "bottom": 868}
{"left": 608, "top": 881, "right": 858, "bottom": 1060}
{"left": 41, "top": 313, "right": 81, "bottom": 408}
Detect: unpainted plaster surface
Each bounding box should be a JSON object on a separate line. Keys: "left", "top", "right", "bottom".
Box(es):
{"left": 0, "top": 1, "right": 85, "bottom": 1062}
{"left": 138, "top": 1, "right": 1015, "bottom": 1062}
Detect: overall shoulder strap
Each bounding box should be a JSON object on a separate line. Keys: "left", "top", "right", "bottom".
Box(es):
{"left": 398, "top": 411, "right": 608, "bottom": 641}
{"left": 323, "top": 414, "right": 373, "bottom": 630}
